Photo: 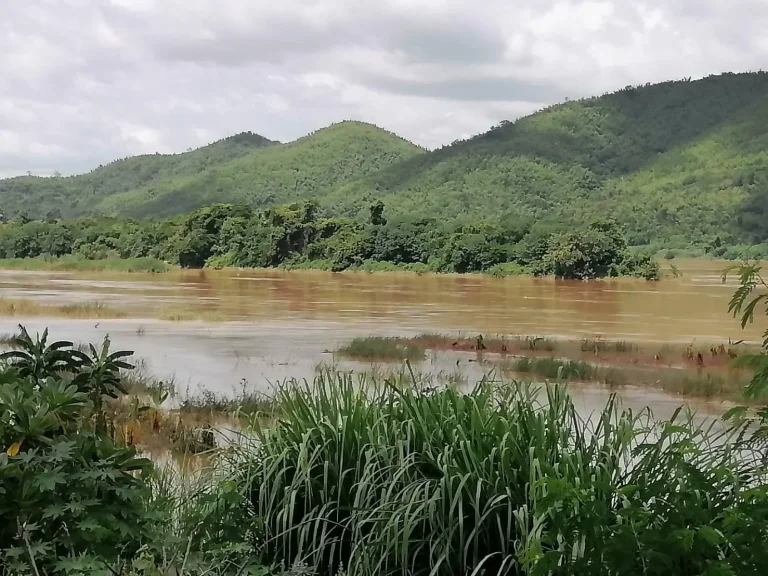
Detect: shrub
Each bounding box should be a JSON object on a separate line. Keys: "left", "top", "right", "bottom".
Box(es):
{"left": 0, "top": 328, "right": 154, "bottom": 573}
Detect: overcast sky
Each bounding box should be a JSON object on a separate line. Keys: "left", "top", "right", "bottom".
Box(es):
{"left": 1, "top": 0, "right": 766, "bottom": 177}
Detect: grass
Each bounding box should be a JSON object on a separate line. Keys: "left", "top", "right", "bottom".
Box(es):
{"left": 581, "top": 337, "right": 637, "bottom": 354}
{"left": 0, "top": 255, "right": 172, "bottom": 272}
{"left": 512, "top": 356, "right": 601, "bottom": 380}
{"left": 245, "top": 373, "right": 768, "bottom": 575}
{"left": 507, "top": 355, "right": 751, "bottom": 400}
{"left": 0, "top": 298, "right": 127, "bottom": 318}
{"left": 158, "top": 309, "right": 229, "bottom": 322}
{"left": 336, "top": 336, "right": 426, "bottom": 362}
{"left": 179, "top": 384, "right": 279, "bottom": 420}
{"left": 0, "top": 330, "right": 21, "bottom": 347}
{"left": 656, "top": 371, "right": 748, "bottom": 400}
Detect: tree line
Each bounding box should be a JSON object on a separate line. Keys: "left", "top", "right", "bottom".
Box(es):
{"left": 0, "top": 201, "right": 659, "bottom": 280}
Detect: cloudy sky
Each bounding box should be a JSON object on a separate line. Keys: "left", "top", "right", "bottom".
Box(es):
{"left": 1, "top": 0, "right": 766, "bottom": 177}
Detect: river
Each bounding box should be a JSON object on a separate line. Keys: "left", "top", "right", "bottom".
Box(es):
{"left": 0, "top": 260, "right": 758, "bottom": 419}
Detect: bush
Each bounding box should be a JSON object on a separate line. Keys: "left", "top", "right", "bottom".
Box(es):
{"left": 0, "top": 328, "right": 155, "bottom": 573}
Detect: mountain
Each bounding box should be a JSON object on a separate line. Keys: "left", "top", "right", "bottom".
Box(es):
{"left": 96, "top": 122, "right": 424, "bottom": 218}
{"left": 0, "top": 122, "right": 423, "bottom": 220}
{"left": 2, "top": 73, "right": 768, "bottom": 248}
{"left": 324, "top": 72, "right": 768, "bottom": 248}
{"left": 0, "top": 132, "right": 276, "bottom": 219}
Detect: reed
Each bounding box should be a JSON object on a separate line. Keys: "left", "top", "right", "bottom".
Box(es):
{"left": 245, "top": 373, "right": 768, "bottom": 576}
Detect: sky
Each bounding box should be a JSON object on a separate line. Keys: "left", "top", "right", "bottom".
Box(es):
{"left": 1, "top": 0, "right": 767, "bottom": 177}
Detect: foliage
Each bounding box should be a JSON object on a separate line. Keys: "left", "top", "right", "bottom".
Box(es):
{"left": 248, "top": 373, "right": 768, "bottom": 576}
{"left": 0, "top": 326, "right": 277, "bottom": 575}
{"left": 724, "top": 261, "right": 768, "bottom": 426}
{"left": 533, "top": 219, "right": 659, "bottom": 280}
{"left": 0, "top": 202, "right": 656, "bottom": 279}
{"left": 0, "top": 327, "right": 154, "bottom": 574}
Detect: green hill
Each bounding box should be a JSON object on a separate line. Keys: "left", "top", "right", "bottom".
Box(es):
{"left": 0, "top": 122, "right": 424, "bottom": 220}
{"left": 327, "top": 72, "right": 768, "bottom": 248}
{"left": 96, "top": 122, "right": 424, "bottom": 218}
{"left": 0, "top": 132, "right": 276, "bottom": 219}
{"left": 2, "top": 73, "right": 768, "bottom": 249}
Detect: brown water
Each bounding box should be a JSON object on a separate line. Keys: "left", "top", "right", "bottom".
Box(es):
{"left": 0, "top": 260, "right": 758, "bottom": 419}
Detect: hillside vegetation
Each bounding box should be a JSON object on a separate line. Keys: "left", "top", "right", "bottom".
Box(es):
{"left": 0, "top": 122, "right": 423, "bottom": 220}
{"left": 2, "top": 73, "right": 768, "bottom": 250}
{"left": 329, "top": 72, "right": 768, "bottom": 249}
{"left": 0, "top": 132, "right": 276, "bottom": 219}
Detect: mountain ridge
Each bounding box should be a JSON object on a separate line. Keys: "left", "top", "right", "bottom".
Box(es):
{"left": 2, "top": 74, "right": 768, "bottom": 247}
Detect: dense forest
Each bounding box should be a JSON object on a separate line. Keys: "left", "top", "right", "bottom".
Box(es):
{"left": 0, "top": 202, "right": 659, "bottom": 279}
{"left": 2, "top": 73, "right": 768, "bottom": 252}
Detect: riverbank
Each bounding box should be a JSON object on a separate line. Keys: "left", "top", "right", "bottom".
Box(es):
{"left": 0, "top": 255, "right": 172, "bottom": 272}
{"left": 0, "top": 253, "right": 752, "bottom": 281}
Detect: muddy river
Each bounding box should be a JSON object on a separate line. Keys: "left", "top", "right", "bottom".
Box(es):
{"left": 0, "top": 260, "right": 758, "bottom": 419}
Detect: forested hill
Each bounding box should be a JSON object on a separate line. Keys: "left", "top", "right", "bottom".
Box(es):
{"left": 2, "top": 73, "right": 768, "bottom": 249}
{"left": 0, "top": 131, "right": 276, "bottom": 219}
{"left": 327, "top": 72, "right": 768, "bottom": 249}
{"left": 0, "top": 122, "right": 424, "bottom": 220}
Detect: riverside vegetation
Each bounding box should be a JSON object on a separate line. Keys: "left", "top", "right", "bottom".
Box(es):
{"left": 2, "top": 264, "right": 768, "bottom": 574}
{"left": 0, "top": 202, "right": 659, "bottom": 279}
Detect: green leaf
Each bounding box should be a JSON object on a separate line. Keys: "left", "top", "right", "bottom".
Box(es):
{"left": 42, "top": 503, "right": 66, "bottom": 519}
{"left": 35, "top": 470, "right": 67, "bottom": 491}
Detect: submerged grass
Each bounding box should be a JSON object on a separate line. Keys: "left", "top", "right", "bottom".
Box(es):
{"left": 508, "top": 356, "right": 750, "bottom": 400}
{"left": 179, "top": 386, "right": 279, "bottom": 420}
{"left": 336, "top": 336, "right": 426, "bottom": 362}
{"left": 158, "top": 309, "right": 229, "bottom": 322}
{"left": 513, "top": 356, "right": 601, "bottom": 380}
{"left": 581, "top": 337, "right": 637, "bottom": 354}
{"left": 244, "top": 373, "right": 768, "bottom": 576}
{"left": 0, "top": 298, "right": 127, "bottom": 318}
{"left": 0, "top": 255, "right": 171, "bottom": 272}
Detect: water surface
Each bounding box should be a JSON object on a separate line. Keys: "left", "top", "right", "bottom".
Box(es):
{"left": 0, "top": 261, "right": 756, "bottom": 419}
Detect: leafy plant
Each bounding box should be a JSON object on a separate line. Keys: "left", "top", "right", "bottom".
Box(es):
{"left": 0, "top": 326, "right": 80, "bottom": 381}
{"left": 724, "top": 261, "right": 768, "bottom": 399}
{"left": 0, "top": 326, "right": 155, "bottom": 574}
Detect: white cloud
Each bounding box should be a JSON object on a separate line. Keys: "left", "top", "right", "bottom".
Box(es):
{"left": 0, "top": 0, "right": 767, "bottom": 175}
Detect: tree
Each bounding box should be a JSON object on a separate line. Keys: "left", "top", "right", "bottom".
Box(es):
{"left": 369, "top": 200, "right": 387, "bottom": 226}
{"left": 537, "top": 219, "right": 627, "bottom": 279}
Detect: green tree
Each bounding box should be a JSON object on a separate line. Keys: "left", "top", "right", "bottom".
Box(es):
{"left": 537, "top": 219, "right": 627, "bottom": 279}
{"left": 369, "top": 200, "right": 387, "bottom": 226}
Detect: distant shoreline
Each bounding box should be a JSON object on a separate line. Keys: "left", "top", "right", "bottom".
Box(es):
{"left": 0, "top": 254, "right": 747, "bottom": 281}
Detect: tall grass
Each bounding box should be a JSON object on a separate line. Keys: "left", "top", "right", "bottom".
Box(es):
{"left": 245, "top": 374, "right": 768, "bottom": 575}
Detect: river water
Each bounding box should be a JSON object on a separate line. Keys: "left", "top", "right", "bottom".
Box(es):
{"left": 0, "top": 260, "right": 758, "bottom": 419}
